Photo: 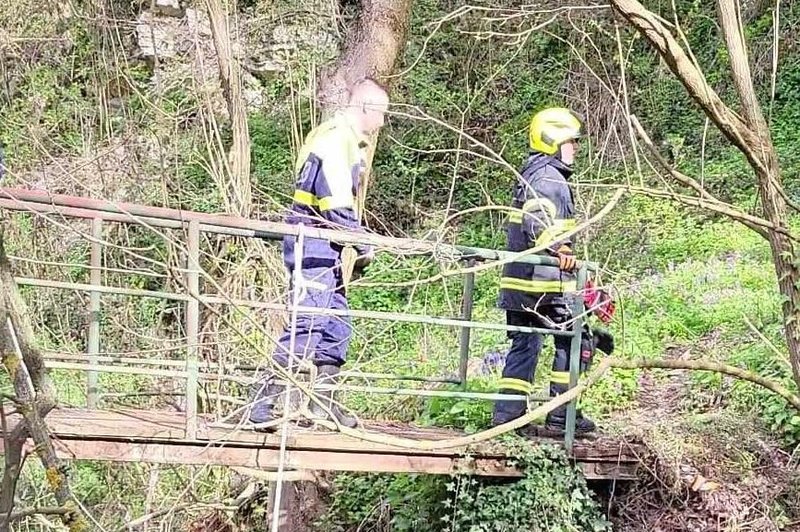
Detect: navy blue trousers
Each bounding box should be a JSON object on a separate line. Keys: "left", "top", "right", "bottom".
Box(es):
{"left": 492, "top": 306, "right": 574, "bottom": 424}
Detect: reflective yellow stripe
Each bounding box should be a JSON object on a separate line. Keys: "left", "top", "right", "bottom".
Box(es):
{"left": 293, "top": 191, "right": 356, "bottom": 212}
{"left": 500, "top": 277, "right": 577, "bottom": 293}
{"left": 498, "top": 378, "right": 533, "bottom": 394}
{"left": 319, "top": 195, "right": 356, "bottom": 211}
{"left": 535, "top": 218, "right": 577, "bottom": 248}
{"left": 522, "top": 198, "right": 557, "bottom": 218}
{"left": 508, "top": 199, "right": 558, "bottom": 224}
{"left": 550, "top": 371, "right": 571, "bottom": 385}
{"left": 293, "top": 190, "right": 318, "bottom": 207}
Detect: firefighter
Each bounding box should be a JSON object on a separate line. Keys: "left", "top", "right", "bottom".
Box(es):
{"left": 248, "top": 78, "right": 389, "bottom": 431}
{"left": 493, "top": 107, "right": 613, "bottom": 436}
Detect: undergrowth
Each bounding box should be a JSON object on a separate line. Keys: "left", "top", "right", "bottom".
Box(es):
{"left": 317, "top": 440, "right": 611, "bottom": 532}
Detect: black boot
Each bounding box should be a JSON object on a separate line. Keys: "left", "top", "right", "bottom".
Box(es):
{"left": 247, "top": 377, "right": 284, "bottom": 432}
{"left": 544, "top": 408, "right": 596, "bottom": 435}
{"left": 545, "top": 376, "right": 597, "bottom": 436}
{"left": 492, "top": 389, "right": 541, "bottom": 437}
{"left": 308, "top": 365, "right": 358, "bottom": 428}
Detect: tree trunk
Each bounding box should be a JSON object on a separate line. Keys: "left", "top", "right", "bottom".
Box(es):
{"left": 716, "top": 0, "right": 800, "bottom": 388}
{"left": 757, "top": 164, "right": 800, "bottom": 389}
{"left": 319, "top": 0, "right": 415, "bottom": 111}
{"left": 318, "top": 0, "right": 415, "bottom": 227}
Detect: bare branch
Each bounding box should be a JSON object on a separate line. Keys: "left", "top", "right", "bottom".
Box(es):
{"left": 0, "top": 409, "right": 25, "bottom": 529}
{"left": 742, "top": 313, "right": 791, "bottom": 369}
{"left": 204, "top": 0, "right": 252, "bottom": 216}
{"left": 609, "top": 358, "right": 800, "bottom": 410}
{"left": 610, "top": 0, "right": 766, "bottom": 173}
{"left": 231, "top": 467, "right": 321, "bottom": 483}
{"left": 629, "top": 114, "right": 782, "bottom": 239}
{"left": 616, "top": 184, "right": 784, "bottom": 239}
{"left": 117, "top": 503, "right": 238, "bottom": 532}
{"left": 2, "top": 506, "right": 71, "bottom": 525}
{"left": 717, "top": 0, "right": 769, "bottom": 133}
{"left": 321, "top": 356, "right": 800, "bottom": 452}
{"left": 630, "top": 115, "right": 710, "bottom": 199}
{"left": 0, "top": 229, "right": 86, "bottom": 530}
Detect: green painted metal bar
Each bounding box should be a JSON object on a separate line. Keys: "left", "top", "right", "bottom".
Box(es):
{"left": 86, "top": 217, "right": 102, "bottom": 408}
{"left": 14, "top": 277, "right": 578, "bottom": 337}
{"left": 46, "top": 359, "right": 564, "bottom": 403}
{"left": 458, "top": 268, "right": 476, "bottom": 389}
{"left": 1, "top": 188, "right": 599, "bottom": 431}
{"left": 316, "top": 383, "right": 538, "bottom": 402}
{"left": 184, "top": 220, "right": 200, "bottom": 439}
{"left": 564, "top": 266, "right": 588, "bottom": 449}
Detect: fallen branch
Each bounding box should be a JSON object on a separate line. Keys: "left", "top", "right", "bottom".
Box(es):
{"left": 742, "top": 314, "right": 792, "bottom": 369}
{"left": 358, "top": 188, "right": 625, "bottom": 289}
{"left": 319, "top": 356, "right": 800, "bottom": 452}
{"left": 609, "top": 357, "right": 800, "bottom": 410}
{"left": 231, "top": 467, "right": 321, "bottom": 483}
{"left": 616, "top": 184, "right": 793, "bottom": 239}
{"left": 629, "top": 114, "right": 784, "bottom": 241}
{"left": 119, "top": 503, "right": 238, "bottom": 532}
{"left": 331, "top": 358, "right": 615, "bottom": 451}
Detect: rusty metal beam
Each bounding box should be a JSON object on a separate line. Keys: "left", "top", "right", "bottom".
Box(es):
{"left": 0, "top": 187, "right": 598, "bottom": 270}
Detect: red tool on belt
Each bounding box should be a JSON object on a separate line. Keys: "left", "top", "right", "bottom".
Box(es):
{"left": 584, "top": 279, "right": 615, "bottom": 323}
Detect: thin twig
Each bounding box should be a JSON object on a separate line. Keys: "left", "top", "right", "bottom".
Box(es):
{"left": 742, "top": 313, "right": 792, "bottom": 368}
{"left": 2, "top": 507, "right": 70, "bottom": 524}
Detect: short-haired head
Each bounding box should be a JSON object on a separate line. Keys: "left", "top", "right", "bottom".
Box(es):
{"left": 346, "top": 77, "right": 390, "bottom": 135}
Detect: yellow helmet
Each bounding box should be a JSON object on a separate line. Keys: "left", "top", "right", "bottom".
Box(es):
{"left": 528, "top": 107, "right": 585, "bottom": 155}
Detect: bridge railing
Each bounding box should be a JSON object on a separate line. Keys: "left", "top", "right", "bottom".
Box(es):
{"left": 0, "top": 187, "right": 597, "bottom": 447}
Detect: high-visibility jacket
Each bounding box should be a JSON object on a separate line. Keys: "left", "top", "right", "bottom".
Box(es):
{"left": 284, "top": 113, "right": 370, "bottom": 271}
{"left": 498, "top": 153, "right": 578, "bottom": 312}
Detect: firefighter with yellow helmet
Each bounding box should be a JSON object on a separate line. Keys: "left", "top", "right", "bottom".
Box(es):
{"left": 493, "top": 107, "right": 612, "bottom": 436}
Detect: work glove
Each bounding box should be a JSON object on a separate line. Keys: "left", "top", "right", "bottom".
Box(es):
{"left": 354, "top": 246, "right": 375, "bottom": 272}
{"left": 555, "top": 244, "right": 577, "bottom": 272}
{"left": 592, "top": 328, "right": 615, "bottom": 355}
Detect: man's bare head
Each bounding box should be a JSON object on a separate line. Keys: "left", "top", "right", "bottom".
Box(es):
{"left": 346, "top": 78, "right": 390, "bottom": 135}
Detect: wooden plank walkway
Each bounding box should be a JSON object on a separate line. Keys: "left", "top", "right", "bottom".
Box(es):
{"left": 0, "top": 408, "right": 642, "bottom": 480}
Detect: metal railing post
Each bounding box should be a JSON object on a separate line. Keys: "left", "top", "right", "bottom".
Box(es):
{"left": 185, "top": 220, "right": 200, "bottom": 439}
{"left": 458, "top": 265, "right": 475, "bottom": 390}
{"left": 86, "top": 218, "right": 102, "bottom": 408}
{"left": 564, "top": 265, "right": 588, "bottom": 449}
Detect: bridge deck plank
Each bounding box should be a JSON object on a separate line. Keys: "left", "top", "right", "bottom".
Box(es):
{"left": 0, "top": 407, "right": 642, "bottom": 479}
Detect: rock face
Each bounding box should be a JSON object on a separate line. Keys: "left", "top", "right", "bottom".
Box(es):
{"left": 135, "top": 10, "right": 181, "bottom": 62}
{"left": 153, "top": 0, "right": 183, "bottom": 17}
{"left": 133, "top": 2, "right": 339, "bottom": 114}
